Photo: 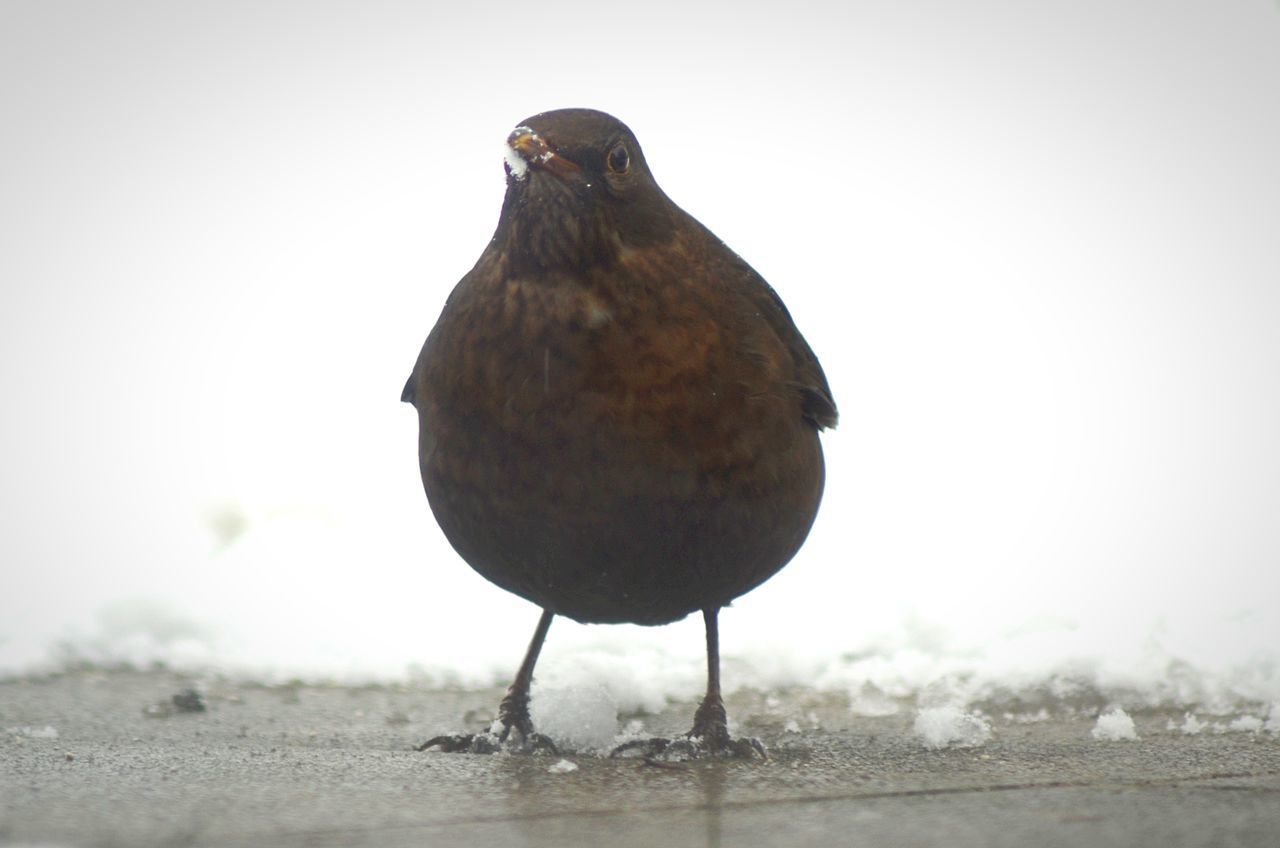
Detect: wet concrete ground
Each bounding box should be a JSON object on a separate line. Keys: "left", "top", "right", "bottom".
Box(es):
{"left": 2, "top": 669, "right": 1278, "bottom": 847}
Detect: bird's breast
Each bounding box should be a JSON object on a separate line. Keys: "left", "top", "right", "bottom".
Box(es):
{"left": 420, "top": 263, "right": 801, "bottom": 492}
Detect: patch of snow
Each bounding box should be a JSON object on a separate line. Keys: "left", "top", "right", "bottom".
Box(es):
{"left": 547, "top": 758, "right": 578, "bottom": 774}
{"left": 528, "top": 640, "right": 697, "bottom": 716}
{"left": 5, "top": 526, "right": 1278, "bottom": 724}
{"left": 1173, "top": 713, "right": 1205, "bottom": 735}
{"left": 1092, "top": 708, "right": 1138, "bottom": 741}
{"left": 529, "top": 684, "right": 617, "bottom": 753}
{"left": 6, "top": 725, "right": 59, "bottom": 739}
{"left": 1182, "top": 714, "right": 1270, "bottom": 734}
{"left": 1227, "top": 715, "right": 1263, "bottom": 734}
{"left": 914, "top": 705, "right": 992, "bottom": 749}
{"left": 619, "top": 718, "right": 646, "bottom": 738}
{"left": 849, "top": 684, "right": 901, "bottom": 717}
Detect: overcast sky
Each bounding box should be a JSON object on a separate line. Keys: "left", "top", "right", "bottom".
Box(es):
{"left": 2, "top": 0, "right": 1278, "bottom": 690}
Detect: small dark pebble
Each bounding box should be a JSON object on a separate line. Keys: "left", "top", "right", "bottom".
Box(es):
{"left": 143, "top": 688, "right": 208, "bottom": 718}
{"left": 172, "top": 689, "right": 207, "bottom": 713}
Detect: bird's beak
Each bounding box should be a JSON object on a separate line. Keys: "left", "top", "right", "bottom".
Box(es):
{"left": 506, "top": 126, "right": 583, "bottom": 182}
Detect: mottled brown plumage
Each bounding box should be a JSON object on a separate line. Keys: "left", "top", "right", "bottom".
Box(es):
{"left": 403, "top": 109, "right": 835, "bottom": 756}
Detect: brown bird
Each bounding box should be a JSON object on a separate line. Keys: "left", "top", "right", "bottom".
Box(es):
{"left": 403, "top": 108, "right": 836, "bottom": 757}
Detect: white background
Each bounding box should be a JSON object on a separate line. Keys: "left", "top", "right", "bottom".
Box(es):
{"left": 3, "top": 0, "right": 1278, "bottom": 707}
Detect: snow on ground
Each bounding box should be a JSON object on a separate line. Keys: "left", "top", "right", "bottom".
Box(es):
{"left": 1092, "top": 708, "right": 1139, "bottom": 741}
{"left": 3, "top": 570, "right": 1279, "bottom": 723}
{"left": 1166, "top": 711, "right": 1275, "bottom": 736}
{"left": 5, "top": 725, "right": 59, "bottom": 739}
{"left": 913, "top": 705, "right": 992, "bottom": 749}
{"left": 1170, "top": 713, "right": 1207, "bottom": 735}
{"left": 529, "top": 684, "right": 619, "bottom": 753}
{"left": 546, "top": 759, "right": 578, "bottom": 774}
{"left": 1227, "top": 715, "right": 1264, "bottom": 734}
{"left": 2, "top": 502, "right": 1278, "bottom": 721}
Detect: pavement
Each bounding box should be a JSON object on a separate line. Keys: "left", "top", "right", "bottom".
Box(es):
{"left": 1, "top": 669, "right": 1278, "bottom": 847}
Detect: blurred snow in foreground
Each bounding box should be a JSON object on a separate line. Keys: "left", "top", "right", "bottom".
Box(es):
{"left": 2, "top": 504, "right": 1278, "bottom": 724}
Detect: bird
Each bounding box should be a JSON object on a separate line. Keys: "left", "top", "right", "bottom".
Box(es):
{"left": 402, "top": 108, "right": 836, "bottom": 757}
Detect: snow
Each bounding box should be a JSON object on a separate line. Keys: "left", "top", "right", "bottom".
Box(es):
{"left": 848, "top": 684, "right": 901, "bottom": 717}
{"left": 913, "top": 705, "right": 992, "bottom": 749}
{"left": 1169, "top": 713, "right": 1206, "bottom": 735}
{"left": 547, "top": 759, "right": 579, "bottom": 774}
{"left": 529, "top": 684, "right": 618, "bottom": 753}
{"left": 6, "top": 725, "right": 59, "bottom": 739}
{"left": 1092, "top": 708, "right": 1138, "bottom": 741}
{"left": 1003, "top": 708, "right": 1050, "bottom": 724}
{"left": 1227, "top": 715, "right": 1264, "bottom": 734}
{"left": 1, "top": 498, "right": 1278, "bottom": 734}
{"left": 1166, "top": 711, "right": 1277, "bottom": 735}
{"left": 6, "top": 578, "right": 1278, "bottom": 735}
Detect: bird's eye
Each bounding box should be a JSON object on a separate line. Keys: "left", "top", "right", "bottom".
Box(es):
{"left": 607, "top": 144, "right": 630, "bottom": 174}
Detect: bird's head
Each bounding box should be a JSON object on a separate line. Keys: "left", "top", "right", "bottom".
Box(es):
{"left": 495, "top": 109, "right": 678, "bottom": 272}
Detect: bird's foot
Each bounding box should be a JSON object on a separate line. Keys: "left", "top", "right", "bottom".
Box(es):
{"left": 610, "top": 734, "right": 766, "bottom": 761}
{"left": 415, "top": 732, "right": 497, "bottom": 754}
{"left": 416, "top": 690, "right": 558, "bottom": 755}
{"left": 415, "top": 728, "right": 558, "bottom": 755}
{"left": 610, "top": 697, "right": 766, "bottom": 761}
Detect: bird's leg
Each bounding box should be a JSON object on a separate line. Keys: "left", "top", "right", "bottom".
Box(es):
{"left": 688, "top": 607, "right": 732, "bottom": 748}
{"left": 611, "top": 607, "right": 765, "bottom": 760}
{"left": 417, "top": 609, "right": 558, "bottom": 754}
{"left": 687, "top": 607, "right": 765, "bottom": 757}
{"left": 494, "top": 608, "right": 554, "bottom": 746}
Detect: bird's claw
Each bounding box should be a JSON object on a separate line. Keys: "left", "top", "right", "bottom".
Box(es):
{"left": 416, "top": 685, "right": 558, "bottom": 755}
{"left": 609, "top": 733, "right": 766, "bottom": 761}
{"left": 415, "top": 733, "right": 480, "bottom": 753}
{"left": 416, "top": 726, "right": 558, "bottom": 755}
{"left": 509, "top": 730, "right": 559, "bottom": 755}
{"left": 611, "top": 694, "right": 767, "bottom": 760}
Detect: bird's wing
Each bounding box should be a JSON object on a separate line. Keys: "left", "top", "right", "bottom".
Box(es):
{"left": 755, "top": 278, "right": 838, "bottom": 430}
{"left": 709, "top": 241, "right": 838, "bottom": 431}
{"left": 400, "top": 371, "right": 416, "bottom": 406}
